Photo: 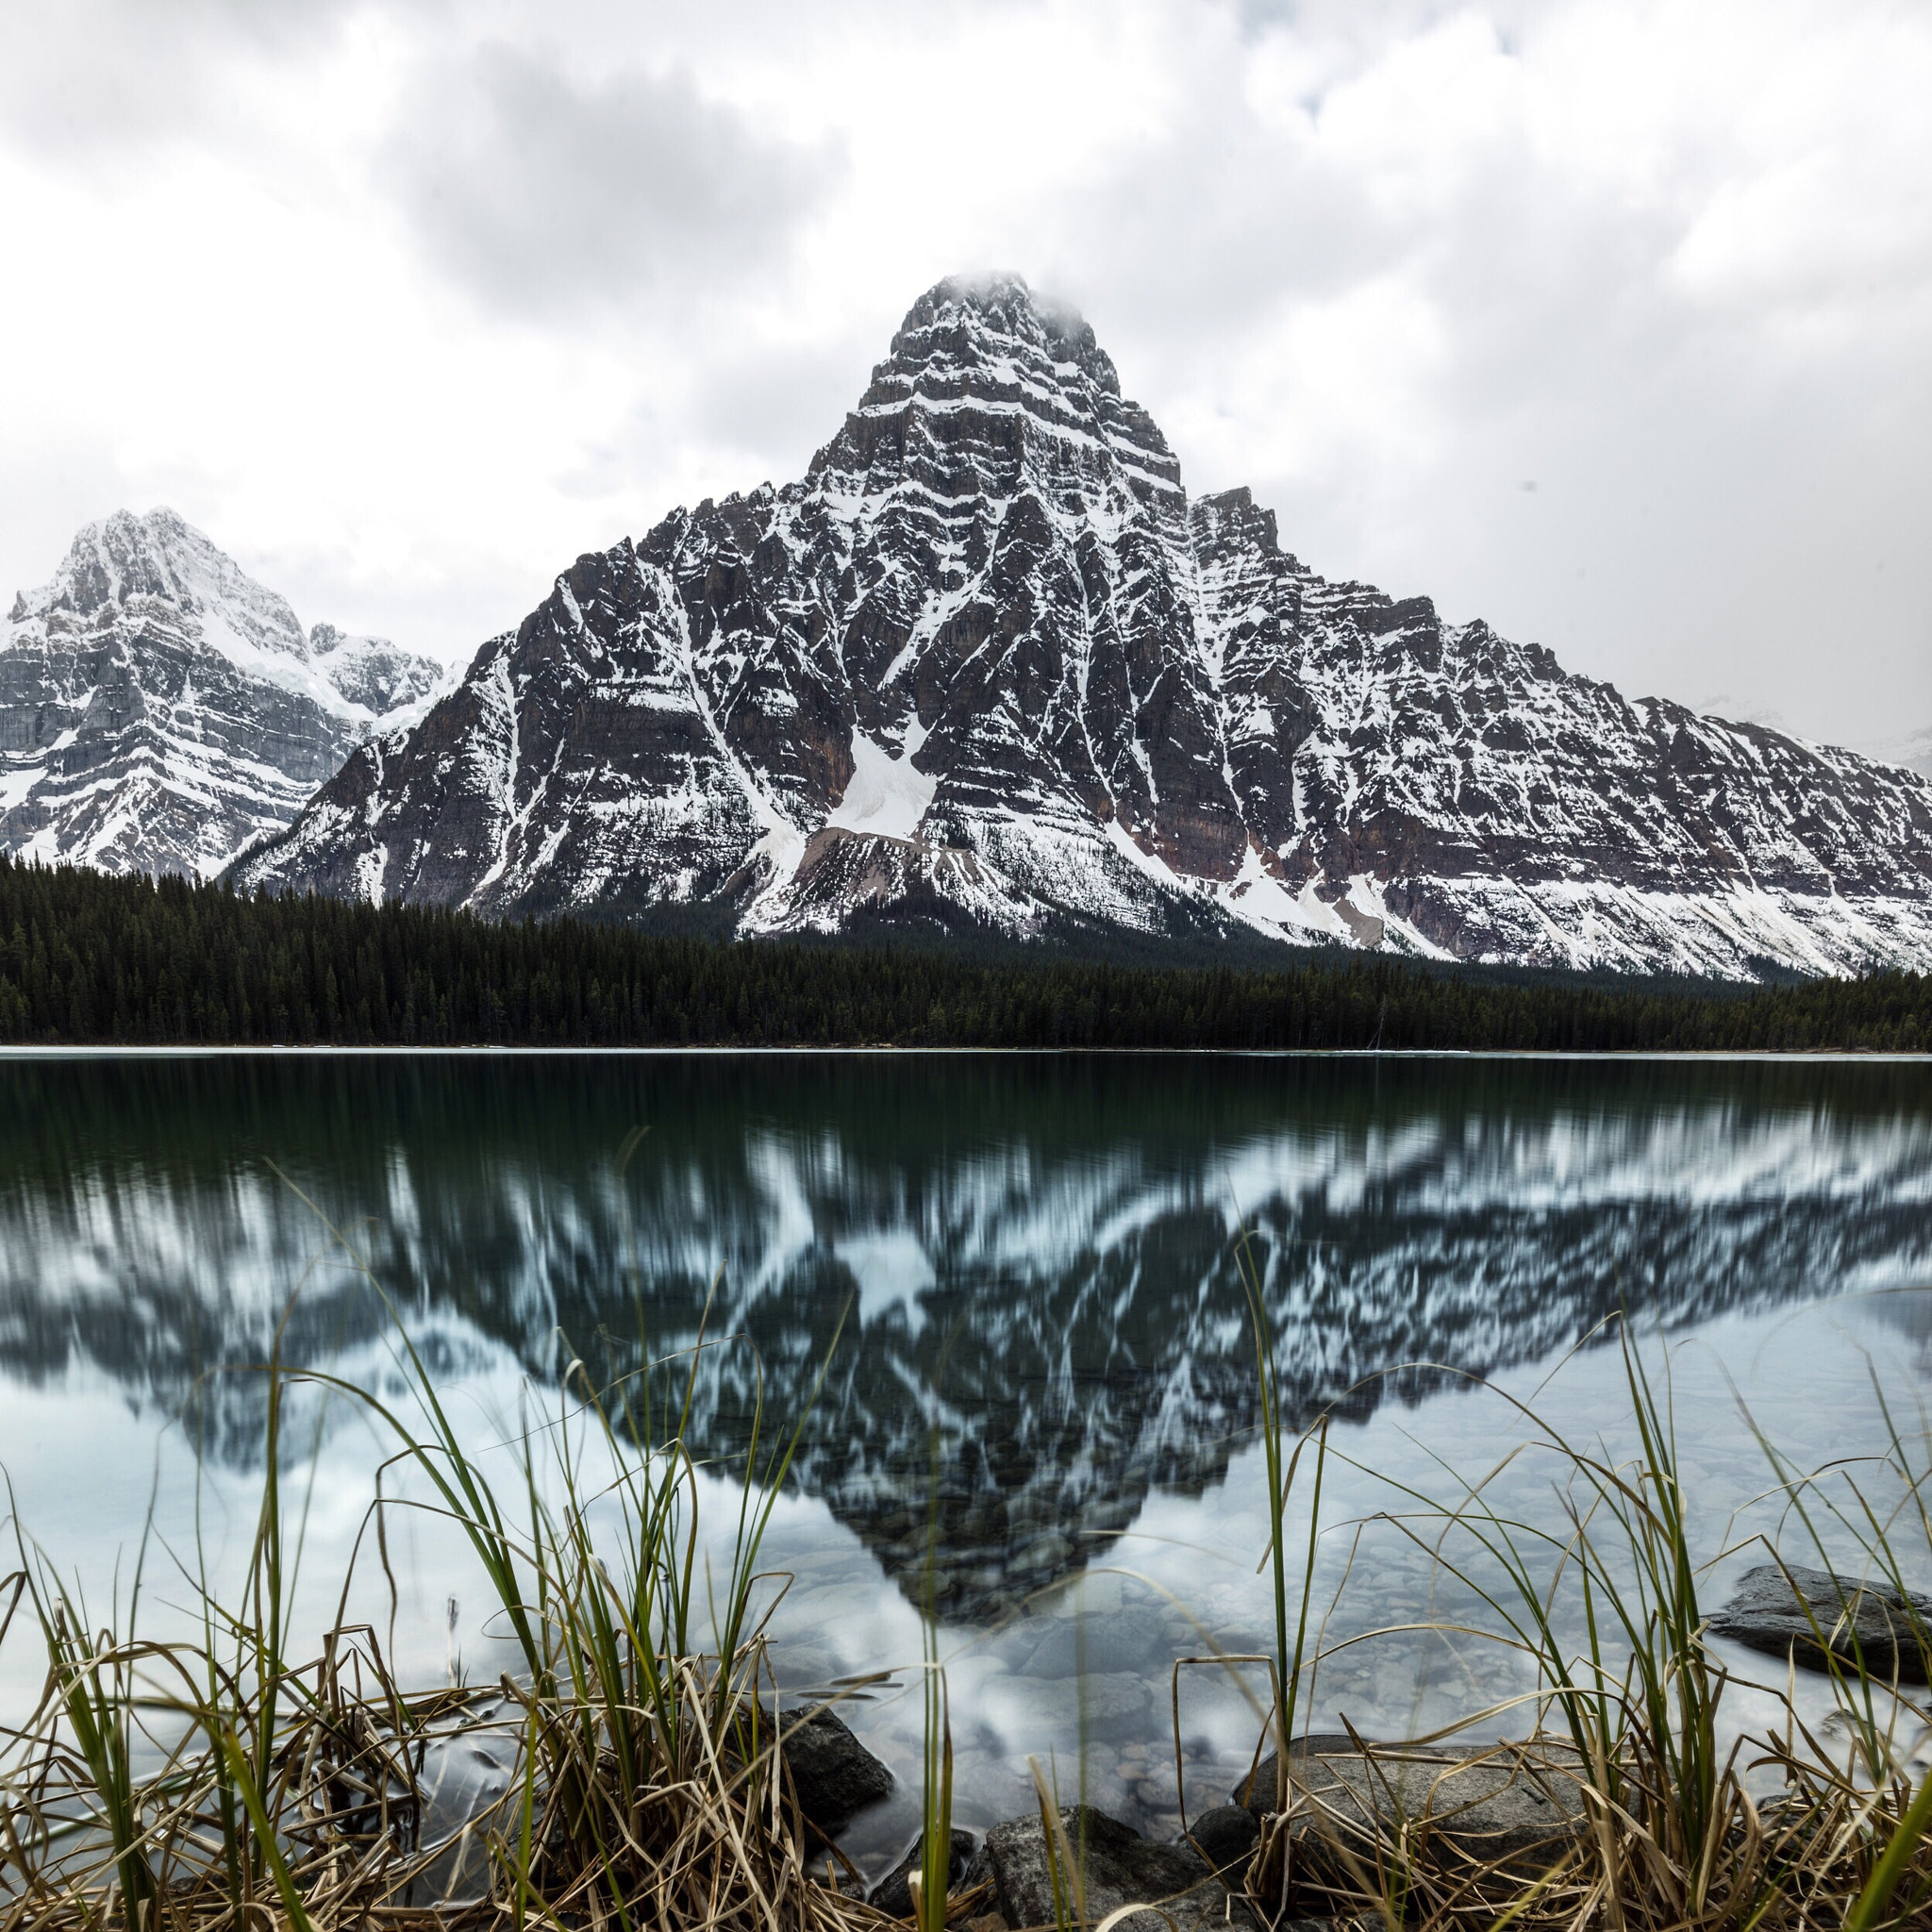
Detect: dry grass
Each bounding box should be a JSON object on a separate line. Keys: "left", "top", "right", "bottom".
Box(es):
{"left": 0, "top": 1613, "right": 886, "bottom": 1932}
{"left": 1233, "top": 1721, "right": 1932, "bottom": 1932}
{"left": 1215, "top": 1292, "right": 1932, "bottom": 1932}
{"left": 0, "top": 1212, "right": 893, "bottom": 1932}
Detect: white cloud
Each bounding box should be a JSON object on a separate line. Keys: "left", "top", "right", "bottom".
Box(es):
{"left": 0, "top": 0, "right": 1924, "bottom": 747}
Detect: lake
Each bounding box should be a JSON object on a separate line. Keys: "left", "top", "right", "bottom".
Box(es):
{"left": 1, "top": 1050, "right": 1928, "bottom": 1877}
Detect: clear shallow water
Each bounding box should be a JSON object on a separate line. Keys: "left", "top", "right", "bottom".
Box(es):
{"left": 0, "top": 1051, "right": 1929, "bottom": 1876}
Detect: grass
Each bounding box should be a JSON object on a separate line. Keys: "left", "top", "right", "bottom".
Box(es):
{"left": 3, "top": 1223, "right": 1931, "bottom": 1932}
{"left": 1224, "top": 1297, "right": 1932, "bottom": 1932}
{"left": 914, "top": 1367, "right": 957, "bottom": 1932}
{"left": 0, "top": 1230, "right": 876, "bottom": 1932}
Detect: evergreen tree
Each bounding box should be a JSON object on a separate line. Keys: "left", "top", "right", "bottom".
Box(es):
{"left": 0, "top": 855, "right": 1925, "bottom": 1053}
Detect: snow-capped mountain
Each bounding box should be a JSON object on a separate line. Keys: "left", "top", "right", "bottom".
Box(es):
{"left": 232, "top": 276, "right": 1932, "bottom": 978}
{"left": 1, "top": 509, "right": 445, "bottom": 877}
{"left": 308, "top": 622, "right": 444, "bottom": 720}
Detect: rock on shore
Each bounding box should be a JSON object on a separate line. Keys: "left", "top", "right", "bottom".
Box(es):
{"left": 971, "top": 1806, "right": 1259, "bottom": 1932}
{"left": 769, "top": 1702, "right": 894, "bottom": 1839}
{"left": 868, "top": 1828, "right": 978, "bottom": 1919}
{"left": 1710, "top": 1564, "right": 1932, "bottom": 1683}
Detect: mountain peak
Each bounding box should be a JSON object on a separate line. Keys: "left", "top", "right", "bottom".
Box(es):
{"left": 897, "top": 272, "right": 1122, "bottom": 398}
{"left": 307, "top": 622, "right": 447, "bottom": 717}
{"left": 233, "top": 276, "right": 1932, "bottom": 981}
{"left": 20, "top": 506, "right": 312, "bottom": 665}
{"left": 2, "top": 510, "right": 446, "bottom": 880}
{"left": 807, "top": 272, "right": 1180, "bottom": 526}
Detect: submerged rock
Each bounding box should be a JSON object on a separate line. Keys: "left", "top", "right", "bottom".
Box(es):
{"left": 1709, "top": 1565, "right": 1932, "bottom": 1683}
{"left": 973, "top": 1805, "right": 1255, "bottom": 1932}
{"left": 1006, "top": 1669, "right": 1155, "bottom": 1743}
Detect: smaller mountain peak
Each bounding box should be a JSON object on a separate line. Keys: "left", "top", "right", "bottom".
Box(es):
{"left": 28, "top": 507, "right": 312, "bottom": 663}
{"left": 84, "top": 506, "right": 198, "bottom": 565}
{"left": 65, "top": 507, "right": 228, "bottom": 600}
{"left": 308, "top": 625, "right": 444, "bottom": 717}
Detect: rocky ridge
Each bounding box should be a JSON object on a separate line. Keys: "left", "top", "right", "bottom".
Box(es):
{"left": 1, "top": 508, "right": 444, "bottom": 877}
{"left": 229, "top": 275, "right": 1932, "bottom": 978}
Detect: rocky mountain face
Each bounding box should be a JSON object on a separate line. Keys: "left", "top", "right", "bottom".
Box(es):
{"left": 308, "top": 622, "right": 444, "bottom": 719}
{"left": 232, "top": 276, "right": 1932, "bottom": 978}
{"left": 1, "top": 509, "right": 444, "bottom": 878}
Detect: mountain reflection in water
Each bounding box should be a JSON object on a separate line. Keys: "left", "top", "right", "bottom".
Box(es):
{"left": 2, "top": 1053, "right": 1930, "bottom": 1624}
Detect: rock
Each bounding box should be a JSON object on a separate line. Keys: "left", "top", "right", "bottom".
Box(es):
{"left": 1008, "top": 1670, "right": 1152, "bottom": 1743}
{"left": 1233, "top": 1736, "right": 1588, "bottom": 1873}
{"left": 974, "top": 1805, "right": 1254, "bottom": 1932}
{"left": 770, "top": 1703, "right": 893, "bottom": 1837}
{"left": 1229, "top": 1735, "right": 1361, "bottom": 1811}
{"left": 1176, "top": 1804, "right": 1259, "bottom": 1882}
{"left": 1014, "top": 1612, "right": 1166, "bottom": 1679}
{"left": 868, "top": 1828, "right": 978, "bottom": 1919}
{"left": 1709, "top": 1565, "right": 1932, "bottom": 1684}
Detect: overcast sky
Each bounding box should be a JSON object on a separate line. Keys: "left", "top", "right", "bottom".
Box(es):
{"left": 1, "top": 0, "right": 1925, "bottom": 750}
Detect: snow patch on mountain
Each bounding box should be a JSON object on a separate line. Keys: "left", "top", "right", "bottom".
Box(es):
{"left": 825, "top": 726, "right": 936, "bottom": 841}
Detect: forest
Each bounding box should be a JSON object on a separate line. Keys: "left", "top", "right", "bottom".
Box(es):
{"left": 0, "top": 854, "right": 1926, "bottom": 1052}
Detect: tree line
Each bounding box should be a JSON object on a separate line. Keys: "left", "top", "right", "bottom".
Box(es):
{"left": 0, "top": 855, "right": 1927, "bottom": 1051}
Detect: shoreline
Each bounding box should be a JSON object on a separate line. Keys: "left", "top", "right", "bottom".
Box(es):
{"left": 5, "top": 1042, "right": 1931, "bottom": 1059}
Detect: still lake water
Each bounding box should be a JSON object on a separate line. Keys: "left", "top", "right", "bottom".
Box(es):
{"left": 1, "top": 1051, "right": 1929, "bottom": 1873}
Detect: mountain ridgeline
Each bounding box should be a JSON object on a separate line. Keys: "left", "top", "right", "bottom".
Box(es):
{"left": 229, "top": 275, "right": 1932, "bottom": 981}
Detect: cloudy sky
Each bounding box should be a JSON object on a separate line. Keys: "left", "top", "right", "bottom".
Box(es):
{"left": 1, "top": 0, "right": 1925, "bottom": 750}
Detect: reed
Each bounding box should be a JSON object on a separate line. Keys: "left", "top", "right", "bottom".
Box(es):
{"left": 0, "top": 1261, "right": 867, "bottom": 1932}
{"left": 1236, "top": 1229, "right": 1327, "bottom": 1816}
{"left": 911, "top": 1618, "right": 954, "bottom": 1932}
{"left": 1238, "top": 1316, "right": 1932, "bottom": 1931}
{"left": 913, "top": 1399, "right": 955, "bottom": 1932}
